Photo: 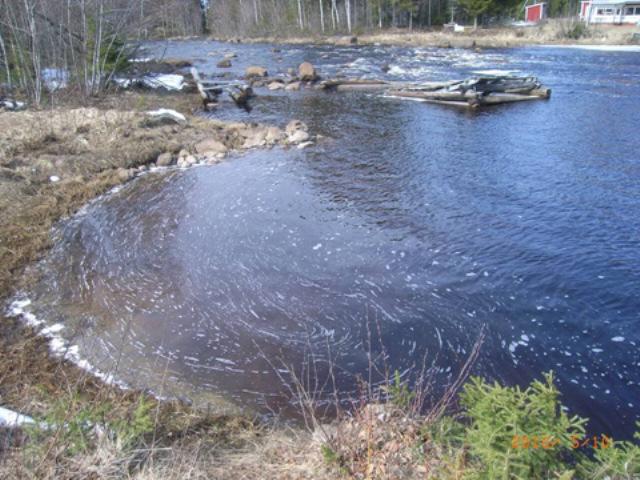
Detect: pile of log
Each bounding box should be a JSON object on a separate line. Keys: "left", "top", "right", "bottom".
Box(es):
{"left": 318, "top": 73, "right": 551, "bottom": 109}
{"left": 385, "top": 74, "right": 551, "bottom": 109}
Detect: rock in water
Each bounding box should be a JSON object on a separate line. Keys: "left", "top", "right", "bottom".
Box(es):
{"left": 286, "top": 120, "right": 308, "bottom": 136}
{"left": 265, "top": 126, "right": 285, "bottom": 144}
{"left": 285, "top": 82, "right": 301, "bottom": 91}
{"left": 217, "top": 59, "right": 232, "bottom": 68}
{"left": 298, "top": 62, "right": 318, "bottom": 82}
{"left": 267, "top": 81, "right": 285, "bottom": 90}
{"left": 245, "top": 66, "right": 268, "bottom": 78}
{"left": 288, "top": 130, "right": 310, "bottom": 144}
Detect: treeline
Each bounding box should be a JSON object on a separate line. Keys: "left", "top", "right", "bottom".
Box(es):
{"left": 0, "top": 0, "right": 581, "bottom": 103}
{"left": 0, "top": 0, "right": 203, "bottom": 103}
{"left": 205, "top": 0, "right": 580, "bottom": 37}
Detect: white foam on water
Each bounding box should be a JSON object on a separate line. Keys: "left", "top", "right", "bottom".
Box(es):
{"left": 611, "top": 336, "right": 625, "bottom": 342}
{"left": 473, "top": 69, "right": 521, "bottom": 77}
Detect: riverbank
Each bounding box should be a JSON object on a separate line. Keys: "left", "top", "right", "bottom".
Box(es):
{"left": 213, "top": 22, "right": 639, "bottom": 49}
{"left": 0, "top": 90, "right": 328, "bottom": 478}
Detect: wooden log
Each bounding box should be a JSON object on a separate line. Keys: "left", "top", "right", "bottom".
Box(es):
{"left": 404, "top": 80, "right": 464, "bottom": 92}
{"left": 477, "top": 93, "right": 543, "bottom": 105}
{"left": 387, "top": 89, "right": 480, "bottom": 102}
{"left": 531, "top": 87, "right": 552, "bottom": 98}
{"left": 320, "top": 78, "right": 391, "bottom": 90}
{"left": 334, "top": 83, "right": 392, "bottom": 92}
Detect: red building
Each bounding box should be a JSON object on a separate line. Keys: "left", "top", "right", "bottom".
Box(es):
{"left": 525, "top": 2, "right": 547, "bottom": 22}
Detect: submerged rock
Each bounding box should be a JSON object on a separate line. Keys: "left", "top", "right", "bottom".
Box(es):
{"left": 217, "top": 59, "right": 232, "bottom": 68}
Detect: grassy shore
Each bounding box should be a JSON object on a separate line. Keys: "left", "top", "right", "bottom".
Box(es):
{"left": 215, "top": 21, "right": 639, "bottom": 49}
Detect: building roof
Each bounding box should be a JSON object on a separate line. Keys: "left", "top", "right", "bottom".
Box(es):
{"left": 589, "top": 0, "right": 639, "bottom": 4}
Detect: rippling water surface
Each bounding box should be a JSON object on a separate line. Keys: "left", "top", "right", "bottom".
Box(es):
{"left": 17, "top": 41, "right": 640, "bottom": 436}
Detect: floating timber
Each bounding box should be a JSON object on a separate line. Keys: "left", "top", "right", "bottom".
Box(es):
{"left": 388, "top": 74, "right": 550, "bottom": 109}
{"left": 321, "top": 73, "right": 551, "bottom": 109}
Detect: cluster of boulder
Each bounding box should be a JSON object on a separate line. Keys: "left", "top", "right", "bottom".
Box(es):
{"left": 148, "top": 119, "right": 314, "bottom": 171}
{"left": 244, "top": 61, "right": 319, "bottom": 92}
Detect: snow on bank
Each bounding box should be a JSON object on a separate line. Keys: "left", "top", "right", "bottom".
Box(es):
{"left": 114, "top": 73, "right": 186, "bottom": 91}
{"left": 142, "top": 74, "right": 185, "bottom": 90}
{"left": 146, "top": 108, "right": 186, "bottom": 123}
{"left": 0, "top": 406, "right": 35, "bottom": 428}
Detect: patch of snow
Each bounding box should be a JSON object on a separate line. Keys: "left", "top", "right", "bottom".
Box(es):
{"left": 146, "top": 108, "right": 186, "bottom": 123}
{"left": 113, "top": 77, "right": 132, "bottom": 88}
{"left": 1, "top": 99, "right": 26, "bottom": 111}
{"left": 142, "top": 74, "right": 184, "bottom": 91}
{"left": 42, "top": 68, "right": 69, "bottom": 91}
{"left": 611, "top": 336, "right": 625, "bottom": 342}
{"left": 0, "top": 406, "right": 35, "bottom": 427}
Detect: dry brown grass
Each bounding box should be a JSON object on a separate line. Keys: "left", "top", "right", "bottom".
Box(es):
{"left": 243, "top": 20, "right": 638, "bottom": 49}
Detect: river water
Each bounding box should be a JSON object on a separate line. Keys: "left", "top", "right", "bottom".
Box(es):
{"left": 15, "top": 41, "right": 640, "bottom": 437}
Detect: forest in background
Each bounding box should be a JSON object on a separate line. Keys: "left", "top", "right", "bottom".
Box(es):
{"left": 206, "top": 0, "right": 582, "bottom": 37}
